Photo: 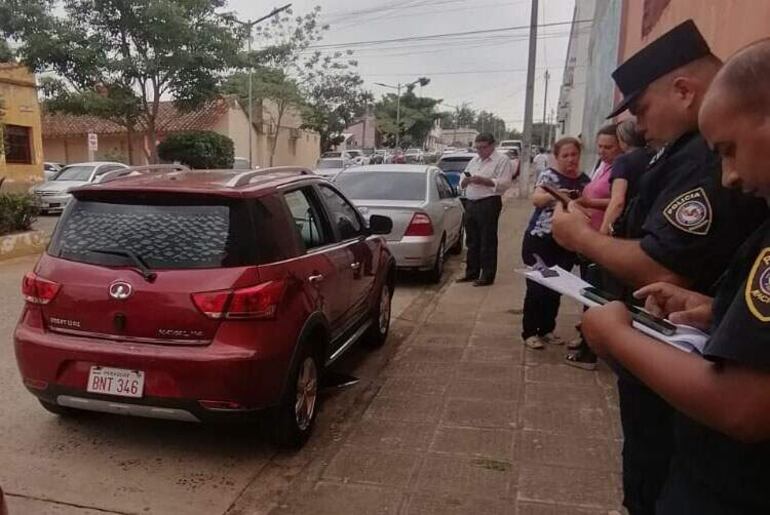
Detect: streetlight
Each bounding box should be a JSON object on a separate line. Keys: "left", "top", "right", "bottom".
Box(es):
{"left": 229, "top": 3, "right": 292, "bottom": 169}
{"left": 375, "top": 77, "right": 429, "bottom": 149}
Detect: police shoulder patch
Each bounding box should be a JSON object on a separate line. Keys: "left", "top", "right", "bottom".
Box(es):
{"left": 662, "top": 187, "right": 713, "bottom": 235}
{"left": 745, "top": 247, "right": 770, "bottom": 322}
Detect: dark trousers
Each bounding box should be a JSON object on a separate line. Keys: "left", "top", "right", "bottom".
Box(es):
{"left": 521, "top": 232, "right": 577, "bottom": 339}
{"left": 617, "top": 378, "right": 675, "bottom": 515}
{"left": 464, "top": 196, "right": 503, "bottom": 281}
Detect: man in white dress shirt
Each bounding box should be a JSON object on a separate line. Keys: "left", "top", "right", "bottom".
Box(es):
{"left": 457, "top": 133, "right": 514, "bottom": 286}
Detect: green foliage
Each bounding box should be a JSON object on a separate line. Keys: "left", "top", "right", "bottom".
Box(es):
{"left": 0, "top": 193, "right": 38, "bottom": 235}
{"left": 375, "top": 81, "right": 441, "bottom": 149}
{"left": 157, "top": 131, "right": 234, "bottom": 169}
{"left": 0, "top": 0, "right": 248, "bottom": 162}
{"left": 0, "top": 38, "right": 12, "bottom": 61}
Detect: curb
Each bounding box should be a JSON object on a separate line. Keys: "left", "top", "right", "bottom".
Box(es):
{"left": 0, "top": 230, "right": 49, "bottom": 262}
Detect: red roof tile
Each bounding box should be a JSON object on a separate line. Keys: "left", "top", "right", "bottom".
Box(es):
{"left": 42, "top": 96, "right": 234, "bottom": 138}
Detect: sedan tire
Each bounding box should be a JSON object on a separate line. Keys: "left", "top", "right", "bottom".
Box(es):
{"left": 428, "top": 237, "right": 446, "bottom": 284}
{"left": 364, "top": 281, "right": 392, "bottom": 348}
{"left": 449, "top": 225, "right": 464, "bottom": 255}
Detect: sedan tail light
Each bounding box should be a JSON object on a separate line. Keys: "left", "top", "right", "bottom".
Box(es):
{"left": 22, "top": 272, "right": 61, "bottom": 305}
{"left": 404, "top": 212, "right": 434, "bottom": 237}
{"left": 192, "top": 280, "right": 286, "bottom": 320}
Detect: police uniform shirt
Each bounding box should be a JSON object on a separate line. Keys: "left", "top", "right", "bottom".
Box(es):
{"left": 662, "top": 218, "right": 770, "bottom": 514}
{"left": 622, "top": 132, "right": 768, "bottom": 294}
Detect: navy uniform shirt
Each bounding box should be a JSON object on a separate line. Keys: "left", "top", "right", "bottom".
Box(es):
{"left": 620, "top": 132, "right": 768, "bottom": 294}
{"left": 669, "top": 218, "right": 770, "bottom": 513}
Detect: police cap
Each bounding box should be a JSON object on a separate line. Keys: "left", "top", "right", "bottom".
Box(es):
{"left": 607, "top": 19, "right": 712, "bottom": 118}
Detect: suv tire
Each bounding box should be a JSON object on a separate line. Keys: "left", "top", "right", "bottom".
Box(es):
{"left": 428, "top": 237, "right": 446, "bottom": 284}
{"left": 364, "top": 281, "right": 392, "bottom": 348}
{"left": 271, "top": 341, "right": 321, "bottom": 449}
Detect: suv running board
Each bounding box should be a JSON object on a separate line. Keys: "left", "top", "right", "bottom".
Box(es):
{"left": 326, "top": 319, "right": 373, "bottom": 366}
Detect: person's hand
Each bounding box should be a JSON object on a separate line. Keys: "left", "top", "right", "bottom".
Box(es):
{"left": 581, "top": 301, "right": 633, "bottom": 359}
{"left": 633, "top": 282, "right": 714, "bottom": 330}
{"left": 460, "top": 176, "right": 470, "bottom": 188}
{"left": 551, "top": 201, "right": 592, "bottom": 252}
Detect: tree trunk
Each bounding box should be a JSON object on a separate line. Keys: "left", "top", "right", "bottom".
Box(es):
{"left": 126, "top": 126, "right": 135, "bottom": 165}
{"left": 147, "top": 117, "right": 159, "bottom": 164}
{"left": 269, "top": 102, "right": 286, "bottom": 167}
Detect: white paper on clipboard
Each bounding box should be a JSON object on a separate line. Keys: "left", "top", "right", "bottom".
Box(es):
{"left": 517, "top": 266, "right": 709, "bottom": 354}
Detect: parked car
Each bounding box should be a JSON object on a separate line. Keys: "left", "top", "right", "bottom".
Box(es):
{"left": 499, "top": 139, "right": 522, "bottom": 153}
{"left": 404, "top": 148, "right": 424, "bottom": 164}
{"left": 314, "top": 158, "right": 348, "bottom": 178}
{"left": 29, "top": 162, "right": 129, "bottom": 214}
{"left": 436, "top": 151, "right": 477, "bottom": 190}
{"left": 233, "top": 157, "right": 251, "bottom": 169}
{"left": 14, "top": 165, "right": 396, "bottom": 448}
{"left": 348, "top": 150, "right": 370, "bottom": 166}
{"left": 334, "top": 164, "right": 463, "bottom": 282}
{"left": 43, "top": 161, "right": 63, "bottom": 181}
{"left": 322, "top": 150, "right": 352, "bottom": 161}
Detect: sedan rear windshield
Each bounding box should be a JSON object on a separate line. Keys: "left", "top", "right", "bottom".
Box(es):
{"left": 318, "top": 159, "right": 343, "bottom": 169}
{"left": 49, "top": 198, "right": 258, "bottom": 268}
{"left": 55, "top": 165, "right": 95, "bottom": 181}
{"left": 334, "top": 172, "right": 426, "bottom": 201}
{"left": 437, "top": 158, "right": 473, "bottom": 173}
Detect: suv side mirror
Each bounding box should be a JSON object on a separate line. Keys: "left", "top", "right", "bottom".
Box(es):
{"left": 368, "top": 214, "right": 393, "bottom": 235}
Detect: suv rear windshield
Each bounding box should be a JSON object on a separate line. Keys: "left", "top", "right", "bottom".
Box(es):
{"left": 438, "top": 157, "right": 473, "bottom": 173}
{"left": 49, "top": 197, "right": 258, "bottom": 268}
{"left": 335, "top": 172, "right": 426, "bottom": 201}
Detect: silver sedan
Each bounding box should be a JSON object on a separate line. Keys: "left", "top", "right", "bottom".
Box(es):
{"left": 334, "top": 164, "right": 464, "bottom": 282}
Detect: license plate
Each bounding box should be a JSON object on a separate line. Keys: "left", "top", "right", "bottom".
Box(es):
{"left": 87, "top": 366, "right": 145, "bottom": 398}
{"left": 48, "top": 203, "right": 60, "bottom": 208}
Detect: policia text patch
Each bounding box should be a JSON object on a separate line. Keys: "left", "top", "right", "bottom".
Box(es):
{"left": 745, "top": 247, "right": 770, "bottom": 322}
{"left": 662, "top": 187, "right": 712, "bottom": 235}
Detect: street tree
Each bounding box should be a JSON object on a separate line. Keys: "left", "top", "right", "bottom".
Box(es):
{"left": 0, "top": 0, "right": 249, "bottom": 163}
{"left": 375, "top": 82, "right": 441, "bottom": 149}
{"left": 224, "top": 69, "right": 305, "bottom": 166}
{"left": 473, "top": 110, "right": 507, "bottom": 140}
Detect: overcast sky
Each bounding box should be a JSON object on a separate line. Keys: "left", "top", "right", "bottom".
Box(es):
{"left": 228, "top": 0, "right": 578, "bottom": 131}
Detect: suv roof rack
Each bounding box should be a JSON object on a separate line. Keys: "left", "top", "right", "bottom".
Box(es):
{"left": 225, "top": 167, "right": 312, "bottom": 188}
{"left": 97, "top": 164, "right": 191, "bottom": 184}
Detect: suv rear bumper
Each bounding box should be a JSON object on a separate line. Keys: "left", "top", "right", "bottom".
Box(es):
{"left": 14, "top": 310, "right": 295, "bottom": 418}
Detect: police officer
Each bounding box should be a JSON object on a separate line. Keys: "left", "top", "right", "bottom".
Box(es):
{"left": 551, "top": 21, "right": 768, "bottom": 515}
{"left": 580, "top": 38, "right": 770, "bottom": 514}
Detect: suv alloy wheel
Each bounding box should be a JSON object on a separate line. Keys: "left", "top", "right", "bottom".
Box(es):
{"left": 272, "top": 340, "right": 321, "bottom": 448}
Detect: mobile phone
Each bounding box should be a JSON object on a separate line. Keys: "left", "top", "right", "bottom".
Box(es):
{"left": 540, "top": 184, "right": 570, "bottom": 209}
{"left": 580, "top": 287, "right": 677, "bottom": 336}
{"left": 463, "top": 171, "right": 471, "bottom": 177}
{"left": 581, "top": 286, "right": 618, "bottom": 305}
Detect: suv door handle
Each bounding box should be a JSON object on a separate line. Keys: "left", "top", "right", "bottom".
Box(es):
{"left": 350, "top": 262, "right": 361, "bottom": 270}
{"left": 308, "top": 274, "right": 325, "bottom": 284}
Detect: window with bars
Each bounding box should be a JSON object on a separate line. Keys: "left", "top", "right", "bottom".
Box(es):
{"left": 4, "top": 125, "right": 32, "bottom": 164}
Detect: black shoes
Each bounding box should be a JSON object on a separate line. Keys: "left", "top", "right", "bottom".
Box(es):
{"left": 456, "top": 276, "right": 477, "bottom": 283}
{"left": 473, "top": 277, "right": 494, "bottom": 287}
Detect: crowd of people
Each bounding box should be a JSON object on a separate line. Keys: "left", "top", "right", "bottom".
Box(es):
{"left": 464, "top": 19, "right": 770, "bottom": 515}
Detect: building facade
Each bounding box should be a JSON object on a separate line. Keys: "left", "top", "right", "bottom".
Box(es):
{"left": 42, "top": 96, "right": 320, "bottom": 169}
{"left": 0, "top": 63, "right": 43, "bottom": 186}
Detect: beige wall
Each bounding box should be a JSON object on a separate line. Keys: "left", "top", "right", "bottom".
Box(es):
{"left": 0, "top": 65, "right": 44, "bottom": 184}
{"left": 621, "top": 0, "right": 770, "bottom": 61}
{"left": 43, "top": 134, "right": 146, "bottom": 166}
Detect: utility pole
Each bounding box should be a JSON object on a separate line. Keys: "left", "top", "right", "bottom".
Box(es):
{"left": 520, "top": 0, "right": 538, "bottom": 195}
{"left": 542, "top": 69, "right": 550, "bottom": 148}
{"left": 375, "top": 78, "right": 426, "bottom": 149}
{"left": 230, "top": 4, "right": 292, "bottom": 169}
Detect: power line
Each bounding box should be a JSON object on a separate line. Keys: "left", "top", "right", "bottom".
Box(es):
{"left": 305, "top": 19, "right": 593, "bottom": 50}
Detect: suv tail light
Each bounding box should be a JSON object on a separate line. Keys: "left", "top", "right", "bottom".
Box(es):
{"left": 22, "top": 272, "right": 61, "bottom": 305}
{"left": 192, "top": 280, "right": 286, "bottom": 320}
{"left": 404, "top": 212, "right": 434, "bottom": 237}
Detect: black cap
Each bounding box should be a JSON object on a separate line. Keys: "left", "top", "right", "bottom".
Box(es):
{"left": 607, "top": 19, "right": 712, "bottom": 119}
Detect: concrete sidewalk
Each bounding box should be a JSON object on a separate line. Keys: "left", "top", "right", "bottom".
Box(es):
{"left": 265, "top": 198, "right": 624, "bottom": 515}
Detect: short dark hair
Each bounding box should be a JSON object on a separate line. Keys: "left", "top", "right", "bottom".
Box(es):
{"left": 715, "top": 37, "right": 770, "bottom": 115}
{"left": 475, "top": 133, "right": 495, "bottom": 145}
{"left": 597, "top": 123, "right": 619, "bottom": 138}
{"left": 553, "top": 136, "right": 582, "bottom": 156}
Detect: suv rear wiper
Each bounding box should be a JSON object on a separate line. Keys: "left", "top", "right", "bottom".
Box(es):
{"left": 87, "top": 248, "right": 158, "bottom": 283}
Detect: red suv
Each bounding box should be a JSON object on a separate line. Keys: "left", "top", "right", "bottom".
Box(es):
{"left": 14, "top": 166, "right": 395, "bottom": 447}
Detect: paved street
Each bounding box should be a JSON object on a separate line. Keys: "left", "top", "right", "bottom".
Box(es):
{"left": 2, "top": 199, "right": 623, "bottom": 514}
{"left": 0, "top": 250, "right": 442, "bottom": 515}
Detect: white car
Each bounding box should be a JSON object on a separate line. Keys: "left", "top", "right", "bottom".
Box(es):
{"left": 43, "top": 161, "right": 63, "bottom": 181}
{"left": 30, "top": 162, "right": 128, "bottom": 214}
{"left": 314, "top": 158, "right": 349, "bottom": 178}
{"left": 334, "top": 164, "right": 464, "bottom": 282}
{"left": 499, "top": 140, "right": 522, "bottom": 153}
